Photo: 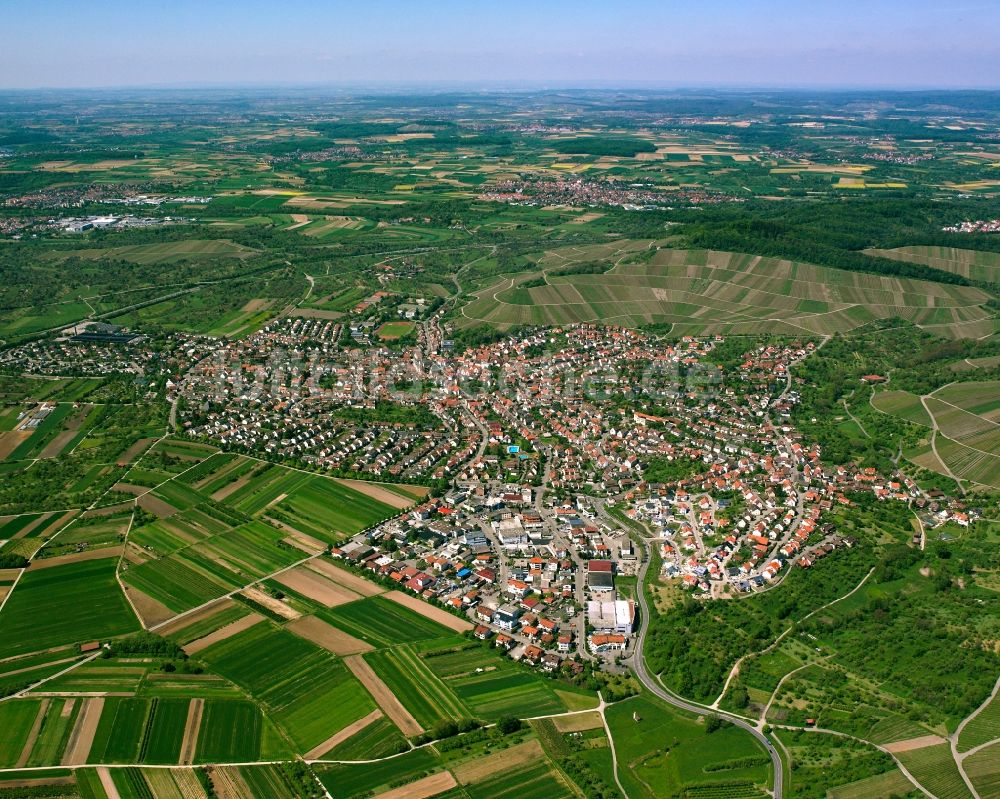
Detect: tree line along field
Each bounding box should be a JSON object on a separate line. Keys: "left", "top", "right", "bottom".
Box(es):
{"left": 457, "top": 245, "right": 996, "bottom": 340}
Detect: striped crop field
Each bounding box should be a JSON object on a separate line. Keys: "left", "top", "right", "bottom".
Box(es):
{"left": 865, "top": 246, "right": 1000, "bottom": 284}
{"left": 894, "top": 743, "right": 974, "bottom": 799}
{"left": 958, "top": 694, "right": 1000, "bottom": 752}
{"left": 870, "top": 391, "right": 932, "bottom": 426}
{"left": 457, "top": 246, "right": 996, "bottom": 339}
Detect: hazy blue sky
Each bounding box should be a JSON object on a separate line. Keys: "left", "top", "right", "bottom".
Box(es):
{"left": 1, "top": 0, "right": 997, "bottom": 90}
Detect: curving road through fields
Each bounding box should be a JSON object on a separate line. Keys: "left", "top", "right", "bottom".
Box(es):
{"left": 631, "top": 548, "right": 784, "bottom": 799}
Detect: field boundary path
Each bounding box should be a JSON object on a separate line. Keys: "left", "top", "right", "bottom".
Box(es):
{"left": 1, "top": 652, "right": 103, "bottom": 703}
{"left": 595, "top": 693, "right": 629, "bottom": 799}
{"left": 951, "top": 673, "right": 1000, "bottom": 799}
{"left": 178, "top": 698, "right": 204, "bottom": 765}
{"left": 920, "top": 394, "right": 967, "bottom": 495}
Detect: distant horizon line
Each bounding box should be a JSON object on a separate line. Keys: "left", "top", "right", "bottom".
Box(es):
{"left": 2, "top": 80, "right": 1000, "bottom": 94}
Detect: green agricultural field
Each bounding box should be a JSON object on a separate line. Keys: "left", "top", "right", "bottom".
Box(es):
{"left": 452, "top": 668, "right": 581, "bottom": 720}
{"left": 376, "top": 320, "right": 416, "bottom": 340}
{"left": 137, "top": 768, "right": 206, "bottom": 799}
{"left": 934, "top": 380, "right": 1000, "bottom": 416}
{"left": 465, "top": 762, "right": 576, "bottom": 799}
{"left": 133, "top": 517, "right": 303, "bottom": 596}
{"left": 934, "top": 435, "right": 1000, "bottom": 489}
{"left": 139, "top": 673, "right": 244, "bottom": 700}
{"left": 606, "top": 695, "right": 772, "bottom": 799}
{"left": 826, "top": 769, "right": 918, "bottom": 799}
{"left": 426, "top": 642, "right": 593, "bottom": 719}
{"left": 0, "top": 301, "right": 94, "bottom": 339}
{"left": 196, "top": 621, "right": 376, "bottom": 751}
{"left": 958, "top": 694, "right": 1000, "bottom": 752}
{"left": 122, "top": 552, "right": 237, "bottom": 613}
{"left": 964, "top": 742, "right": 1000, "bottom": 799}
{"left": 0, "top": 651, "right": 83, "bottom": 696}
{"left": 148, "top": 480, "right": 209, "bottom": 511}
{"left": 316, "top": 748, "right": 443, "bottom": 799}
{"left": 0, "top": 700, "right": 44, "bottom": 767}
{"left": 24, "top": 698, "right": 80, "bottom": 766}
{"left": 0, "top": 512, "right": 49, "bottom": 538}
{"left": 221, "top": 465, "right": 397, "bottom": 540}
{"left": 110, "top": 767, "right": 157, "bottom": 799}
{"left": 36, "top": 514, "right": 129, "bottom": 561}
{"left": 149, "top": 439, "right": 219, "bottom": 462}
{"left": 320, "top": 715, "right": 408, "bottom": 760}
{"left": 216, "top": 463, "right": 308, "bottom": 515}
{"left": 195, "top": 700, "right": 268, "bottom": 763}
{"left": 895, "top": 743, "right": 974, "bottom": 799}
{"left": 183, "top": 456, "right": 257, "bottom": 496}
{"left": 39, "top": 657, "right": 151, "bottom": 694}
{"left": 123, "top": 501, "right": 283, "bottom": 617}
{"left": 163, "top": 602, "right": 250, "bottom": 647}
{"left": 90, "top": 697, "right": 151, "bottom": 763}
{"left": 866, "top": 713, "right": 937, "bottom": 746}
{"left": 128, "top": 519, "right": 207, "bottom": 558}
{"left": 871, "top": 390, "right": 932, "bottom": 426}
{"left": 175, "top": 452, "right": 240, "bottom": 486}
{"left": 918, "top": 390, "right": 1000, "bottom": 489}
{"left": 75, "top": 767, "right": 114, "bottom": 799}
{"left": 206, "top": 300, "right": 278, "bottom": 339}
{"left": 239, "top": 764, "right": 312, "bottom": 799}
{"left": 321, "top": 596, "right": 454, "bottom": 648}
{"left": 0, "top": 556, "right": 139, "bottom": 657}
{"left": 138, "top": 698, "right": 189, "bottom": 764}
{"left": 365, "top": 645, "right": 468, "bottom": 728}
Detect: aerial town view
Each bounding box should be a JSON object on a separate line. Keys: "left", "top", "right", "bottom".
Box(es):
{"left": 0, "top": 2, "right": 998, "bottom": 799}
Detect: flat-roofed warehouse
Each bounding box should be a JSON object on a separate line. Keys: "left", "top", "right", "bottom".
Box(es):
{"left": 587, "top": 599, "right": 636, "bottom": 634}
{"left": 587, "top": 559, "right": 614, "bottom": 592}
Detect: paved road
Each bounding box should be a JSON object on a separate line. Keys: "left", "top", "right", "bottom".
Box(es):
{"left": 631, "top": 546, "right": 784, "bottom": 799}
